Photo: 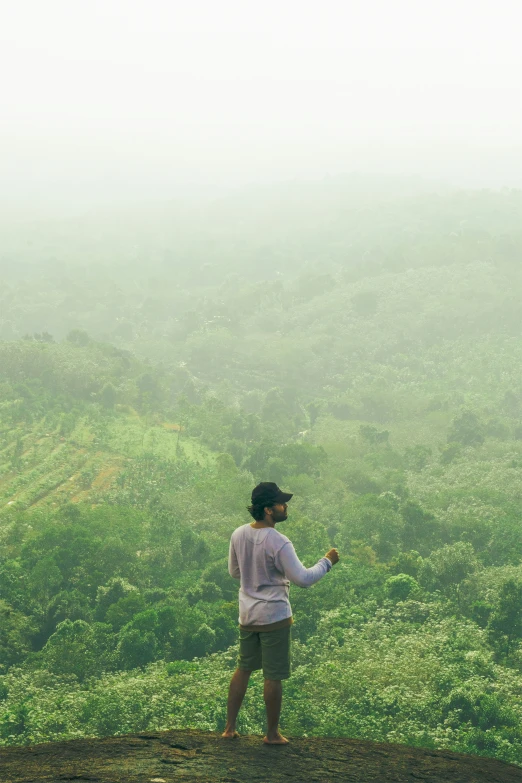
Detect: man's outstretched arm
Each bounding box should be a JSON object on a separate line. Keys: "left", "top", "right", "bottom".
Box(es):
{"left": 275, "top": 542, "right": 336, "bottom": 588}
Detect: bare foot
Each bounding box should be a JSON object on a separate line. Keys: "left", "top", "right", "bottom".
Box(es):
{"left": 263, "top": 733, "right": 289, "bottom": 744}
{"left": 221, "top": 730, "right": 240, "bottom": 739}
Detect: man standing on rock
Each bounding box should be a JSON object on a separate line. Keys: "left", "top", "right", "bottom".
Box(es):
{"left": 222, "top": 482, "right": 339, "bottom": 744}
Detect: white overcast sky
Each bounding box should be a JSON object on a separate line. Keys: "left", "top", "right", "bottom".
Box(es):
{"left": 1, "top": 0, "right": 521, "bottom": 213}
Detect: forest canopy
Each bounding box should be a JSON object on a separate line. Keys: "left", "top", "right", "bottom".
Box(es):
{"left": 0, "top": 178, "right": 521, "bottom": 764}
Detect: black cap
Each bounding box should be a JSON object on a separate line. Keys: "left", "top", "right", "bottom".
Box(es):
{"left": 251, "top": 482, "right": 293, "bottom": 506}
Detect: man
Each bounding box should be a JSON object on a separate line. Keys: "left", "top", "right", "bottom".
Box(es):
{"left": 221, "top": 482, "right": 339, "bottom": 744}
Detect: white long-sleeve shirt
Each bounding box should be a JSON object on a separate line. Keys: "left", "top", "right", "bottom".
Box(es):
{"left": 228, "top": 523, "right": 332, "bottom": 629}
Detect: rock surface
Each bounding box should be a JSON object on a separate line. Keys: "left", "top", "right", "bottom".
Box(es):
{"left": 0, "top": 729, "right": 521, "bottom": 783}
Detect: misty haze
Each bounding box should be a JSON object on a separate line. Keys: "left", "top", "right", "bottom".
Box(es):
{"left": 0, "top": 0, "right": 521, "bottom": 777}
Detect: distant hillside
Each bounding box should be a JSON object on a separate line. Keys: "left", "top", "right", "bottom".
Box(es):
{"left": 0, "top": 339, "right": 212, "bottom": 515}
{"left": 1, "top": 178, "right": 520, "bottom": 408}
{"left": 0, "top": 407, "right": 210, "bottom": 513}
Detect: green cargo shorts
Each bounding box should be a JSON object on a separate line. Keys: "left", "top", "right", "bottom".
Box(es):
{"left": 237, "top": 625, "right": 292, "bottom": 680}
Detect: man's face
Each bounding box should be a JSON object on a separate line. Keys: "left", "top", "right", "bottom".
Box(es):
{"left": 270, "top": 502, "right": 288, "bottom": 523}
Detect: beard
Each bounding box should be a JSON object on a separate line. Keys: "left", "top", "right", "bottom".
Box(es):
{"left": 272, "top": 509, "right": 288, "bottom": 523}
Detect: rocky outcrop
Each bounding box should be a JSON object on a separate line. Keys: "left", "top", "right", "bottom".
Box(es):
{"left": 0, "top": 729, "right": 520, "bottom": 782}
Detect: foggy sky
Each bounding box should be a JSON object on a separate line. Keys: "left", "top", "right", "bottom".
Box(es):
{"left": 1, "top": 0, "right": 522, "bottom": 216}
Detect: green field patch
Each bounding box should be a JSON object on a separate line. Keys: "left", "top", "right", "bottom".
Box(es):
{"left": 105, "top": 415, "right": 213, "bottom": 466}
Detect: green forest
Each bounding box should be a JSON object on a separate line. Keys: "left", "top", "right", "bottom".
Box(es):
{"left": 0, "top": 177, "right": 521, "bottom": 765}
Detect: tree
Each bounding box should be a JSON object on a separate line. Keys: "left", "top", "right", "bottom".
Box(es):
{"left": 95, "top": 578, "right": 141, "bottom": 622}
{"left": 0, "top": 560, "right": 29, "bottom": 612}
{"left": 0, "top": 600, "right": 34, "bottom": 671}
{"left": 266, "top": 456, "right": 286, "bottom": 484}
{"left": 183, "top": 623, "right": 216, "bottom": 659}
{"left": 117, "top": 625, "right": 157, "bottom": 669}
{"left": 100, "top": 382, "right": 117, "bottom": 409}
{"left": 260, "top": 388, "right": 293, "bottom": 424}
{"left": 344, "top": 469, "right": 381, "bottom": 495}
{"left": 400, "top": 502, "right": 442, "bottom": 555}
{"left": 215, "top": 453, "right": 236, "bottom": 474}
{"left": 385, "top": 574, "right": 420, "bottom": 601}
{"left": 242, "top": 438, "right": 277, "bottom": 479}
{"left": 404, "top": 444, "right": 432, "bottom": 472}
{"left": 418, "top": 542, "right": 479, "bottom": 603}
{"left": 307, "top": 401, "right": 322, "bottom": 428}
{"left": 388, "top": 550, "right": 423, "bottom": 578}
{"left": 45, "top": 588, "right": 93, "bottom": 633}
{"left": 487, "top": 579, "right": 522, "bottom": 654}
{"left": 336, "top": 495, "right": 404, "bottom": 561}
{"left": 104, "top": 593, "right": 147, "bottom": 631}
{"left": 200, "top": 558, "right": 238, "bottom": 601}
{"left": 37, "top": 620, "right": 116, "bottom": 680}
{"left": 212, "top": 610, "right": 237, "bottom": 649}
{"left": 360, "top": 425, "right": 390, "bottom": 445}
{"left": 155, "top": 605, "right": 182, "bottom": 659}
{"left": 440, "top": 442, "right": 461, "bottom": 465}
{"left": 278, "top": 442, "right": 327, "bottom": 478}
{"left": 447, "top": 411, "right": 485, "bottom": 447}
{"left": 28, "top": 557, "right": 62, "bottom": 602}
{"left": 136, "top": 372, "right": 164, "bottom": 409}
{"left": 66, "top": 329, "right": 91, "bottom": 347}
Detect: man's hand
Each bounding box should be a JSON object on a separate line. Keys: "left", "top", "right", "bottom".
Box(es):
{"left": 325, "top": 548, "right": 339, "bottom": 565}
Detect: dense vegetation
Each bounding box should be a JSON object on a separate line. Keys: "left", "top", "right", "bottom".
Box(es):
{"left": 0, "top": 177, "right": 521, "bottom": 764}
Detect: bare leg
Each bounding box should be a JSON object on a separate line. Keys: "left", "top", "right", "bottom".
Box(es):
{"left": 263, "top": 678, "right": 289, "bottom": 744}
{"left": 222, "top": 668, "right": 251, "bottom": 738}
